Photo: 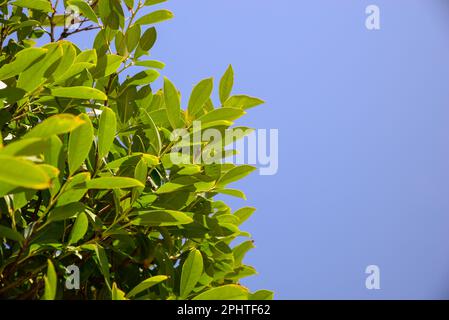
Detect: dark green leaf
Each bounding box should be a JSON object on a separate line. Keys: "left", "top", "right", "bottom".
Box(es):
{"left": 48, "top": 202, "right": 85, "bottom": 222}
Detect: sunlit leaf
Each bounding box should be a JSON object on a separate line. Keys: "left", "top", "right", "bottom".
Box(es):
{"left": 68, "top": 114, "right": 94, "bottom": 175}
{"left": 135, "top": 10, "right": 174, "bottom": 25}
{"left": 126, "top": 275, "right": 168, "bottom": 298}
{"left": 180, "top": 249, "right": 203, "bottom": 298}
{"left": 193, "top": 285, "right": 249, "bottom": 300}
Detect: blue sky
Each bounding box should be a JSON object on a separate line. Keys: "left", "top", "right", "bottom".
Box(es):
{"left": 73, "top": 0, "right": 449, "bottom": 299}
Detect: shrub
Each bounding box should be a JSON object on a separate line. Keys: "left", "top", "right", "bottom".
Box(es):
{"left": 0, "top": 0, "right": 272, "bottom": 300}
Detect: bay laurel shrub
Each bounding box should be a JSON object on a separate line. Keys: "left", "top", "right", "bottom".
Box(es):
{"left": 0, "top": 0, "right": 273, "bottom": 300}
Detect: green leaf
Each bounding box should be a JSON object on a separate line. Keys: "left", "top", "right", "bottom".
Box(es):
{"left": 140, "top": 108, "right": 162, "bottom": 154}
{"left": 155, "top": 177, "right": 194, "bottom": 194}
{"left": 142, "top": 154, "right": 160, "bottom": 166}
{"left": 134, "top": 60, "right": 165, "bottom": 69}
{"left": 68, "top": 0, "right": 99, "bottom": 23}
{"left": 43, "top": 136, "right": 63, "bottom": 167}
{"left": 13, "top": 0, "right": 52, "bottom": 12}
{"left": 112, "top": 283, "right": 127, "bottom": 300}
{"left": 97, "top": 107, "right": 117, "bottom": 159}
{"left": 224, "top": 95, "right": 264, "bottom": 110}
{"left": 215, "top": 188, "right": 246, "bottom": 200}
{"left": 123, "top": 0, "right": 134, "bottom": 9}
{"left": 130, "top": 210, "right": 193, "bottom": 226}
{"left": 50, "top": 41, "right": 76, "bottom": 80}
{"left": 163, "top": 77, "right": 184, "bottom": 129}
{"left": 219, "top": 65, "right": 234, "bottom": 104}
{"left": 43, "top": 260, "right": 57, "bottom": 300}
{"left": 135, "top": 10, "right": 174, "bottom": 25}
{"left": 67, "top": 212, "right": 89, "bottom": 245}
{"left": 54, "top": 62, "right": 95, "bottom": 84}
{"left": 0, "top": 138, "right": 50, "bottom": 157}
{"left": 249, "top": 290, "right": 274, "bottom": 300}
{"left": 51, "top": 86, "right": 108, "bottom": 100}
{"left": 94, "top": 244, "right": 111, "bottom": 289}
{"left": 233, "top": 240, "right": 255, "bottom": 266}
{"left": 126, "top": 24, "right": 141, "bottom": 52}
{"left": 217, "top": 165, "right": 256, "bottom": 187}
{"left": 76, "top": 49, "right": 98, "bottom": 64}
{"left": 92, "top": 54, "right": 123, "bottom": 78}
{"left": 23, "top": 114, "right": 85, "bottom": 139}
{"left": 197, "top": 107, "right": 245, "bottom": 124}
{"left": 0, "top": 225, "right": 25, "bottom": 243}
{"left": 132, "top": 158, "right": 147, "bottom": 202}
{"left": 17, "top": 43, "right": 63, "bottom": 92}
{"left": 177, "top": 164, "right": 202, "bottom": 175}
{"left": 139, "top": 27, "right": 157, "bottom": 51}
{"left": 57, "top": 172, "right": 91, "bottom": 206}
{"left": 193, "top": 285, "right": 249, "bottom": 300}
{"left": 126, "top": 69, "right": 159, "bottom": 86}
{"left": 187, "top": 78, "right": 213, "bottom": 120}
{"left": 126, "top": 275, "right": 168, "bottom": 298}
{"left": 234, "top": 207, "right": 256, "bottom": 225}
{"left": 68, "top": 114, "right": 94, "bottom": 175}
{"left": 48, "top": 202, "right": 85, "bottom": 222}
{"left": 180, "top": 249, "right": 203, "bottom": 298}
{"left": 85, "top": 177, "right": 144, "bottom": 189}
{"left": 145, "top": 0, "right": 167, "bottom": 5}
{"left": 0, "top": 47, "right": 47, "bottom": 80}
{"left": 0, "top": 155, "right": 51, "bottom": 189}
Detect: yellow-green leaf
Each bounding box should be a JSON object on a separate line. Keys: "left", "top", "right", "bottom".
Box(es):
{"left": 0, "top": 155, "right": 51, "bottom": 189}
{"left": 234, "top": 207, "right": 256, "bottom": 225}
{"left": 126, "top": 275, "right": 168, "bottom": 298}
{"left": 43, "top": 260, "right": 57, "bottom": 300}
{"left": 85, "top": 177, "right": 144, "bottom": 189}
{"left": 98, "top": 107, "right": 117, "bottom": 159}
{"left": 135, "top": 10, "right": 174, "bottom": 25}
{"left": 13, "top": 0, "right": 52, "bottom": 12}
{"left": 67, "top": 211, "right": 89, "bottom": 245}
{"left": 24, "top": 114, "right": 84, "bottom": 139}
{"left": 0, "top": 47, "right": 47, "bottom": 80}
{"left": 193, "top": 284, "right": 249, "bottom": 300}
{"left": 217, "top": 165, "right": 256, "bottom": 188}
{"left": 180, "top": 249, "right": 203, "bottom": 298}
{"left": 223, "top": 95, "right": 264, "bottom": 110}
{"left": 112, "top": 283, "right": 127, "bottom": 300}
{"left": 68, "top": 0, "right": 98, "bottom": 23}
{"left": 249, "top": 290, "right": 274, "bottom": 300}
{"left": 196, "top": 107, "right": 245, "bottom": 124}
{"left": 68, "top": 114, "right": 94, "bottom": 175}
{"left": 187, "top": 78, "right": 213, "bottom": 120}
{"left": 219, "top": 65, "right": 234, "bottom": 104}
{"left": 130, "top": 210, "right": 193, "bottom": 226}
{"left": 94, "top": 244, "right": 111, "bottom": 289}
{"left": 51, "top": 86, "right": 107, "bottom": 100}
{"left": 163, "top": 77, "right": 183, "bottom": 129}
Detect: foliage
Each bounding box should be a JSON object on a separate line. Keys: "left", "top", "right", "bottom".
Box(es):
{"left": 0, "top": 0, "right": 271, "bottom": 300}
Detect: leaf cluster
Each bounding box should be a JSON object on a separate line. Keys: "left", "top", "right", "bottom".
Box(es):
{"left": 0, "top": 0, "right": 271, "bottom": 300}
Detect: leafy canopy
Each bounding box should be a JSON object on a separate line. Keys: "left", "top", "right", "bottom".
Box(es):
{"left": 0, "top": 0, "right": 271, "bottom": 300}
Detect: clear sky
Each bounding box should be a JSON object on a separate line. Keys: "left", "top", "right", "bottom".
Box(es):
{"left": 74, "top": 0, "right": 449, "bottom": 299}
